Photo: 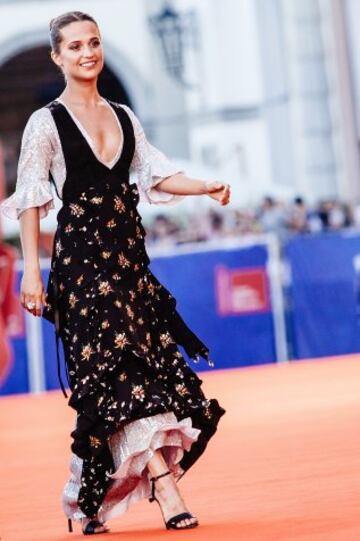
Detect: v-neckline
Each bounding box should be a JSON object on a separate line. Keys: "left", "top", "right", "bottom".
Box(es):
{"left": 55, "top": 97, "right": 125, "bottom": 170}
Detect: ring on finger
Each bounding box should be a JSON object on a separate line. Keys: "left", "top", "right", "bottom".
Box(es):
{"left": 26, "top": 301, "right": 35, "bottom": 309}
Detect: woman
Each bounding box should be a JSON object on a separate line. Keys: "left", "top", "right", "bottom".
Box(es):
{"left": 1, "top": 11, "right": 230, "bottom": 535}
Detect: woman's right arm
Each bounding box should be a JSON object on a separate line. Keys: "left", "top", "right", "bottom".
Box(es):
{"left": 0, "top": 109, "right": 55, "bottom": 317}
{"left": 19, "top": 207, "right": 46, "bottom": 316}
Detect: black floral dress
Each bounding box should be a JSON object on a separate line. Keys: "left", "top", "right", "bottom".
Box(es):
{"left": 41, "top": 99, "right": 225, "bottom": 520}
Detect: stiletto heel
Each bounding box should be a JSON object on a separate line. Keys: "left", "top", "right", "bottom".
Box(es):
{"left": 148, "top": 470, "right": 199, "bottom": 530}
{"left": 68, "top": 518, "right": 73, "bottom": 532}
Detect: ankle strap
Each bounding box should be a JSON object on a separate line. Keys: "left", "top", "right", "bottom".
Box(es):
{"left": 150, "top": 470, "right": 171, "bottom": 483}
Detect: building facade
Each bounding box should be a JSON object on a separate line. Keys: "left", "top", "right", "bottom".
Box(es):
{"left": 0, "top": 0, "right": 359, "bottom": 236}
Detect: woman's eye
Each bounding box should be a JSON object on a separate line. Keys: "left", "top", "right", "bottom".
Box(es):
{"left": 69, "top": 40, "right": 100, "bottom": 51}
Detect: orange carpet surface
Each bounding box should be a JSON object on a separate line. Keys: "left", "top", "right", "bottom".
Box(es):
{"left": 1, "top": 355, "right": 360, "bottom": 541}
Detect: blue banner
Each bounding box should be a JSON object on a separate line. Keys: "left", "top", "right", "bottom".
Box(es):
{"left": 149, "top": 244, "right": 276, "bottom": 370}
{"left": 285, "top": 231, "right": 360, "bottom": 359}
{"left": 1, "top": 242, "right": 277, "bottom": 395}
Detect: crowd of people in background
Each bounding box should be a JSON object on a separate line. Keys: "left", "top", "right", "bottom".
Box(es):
{"left": 4, "top": 195, "right": 357, "bottom": 256}
{"left": 144, "top": 196, "right": 358, "bottom": 247}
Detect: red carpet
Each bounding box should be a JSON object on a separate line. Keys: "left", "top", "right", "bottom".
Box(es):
{"left": 1, "top": 355, "right": 360, "bottom": 540}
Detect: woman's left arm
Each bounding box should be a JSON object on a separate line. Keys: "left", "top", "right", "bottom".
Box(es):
{"left": 153, "top": 173, "right": 231, "bottom": 206}
{"left": 123, "top": 104, "right": 230, "bottom": 206}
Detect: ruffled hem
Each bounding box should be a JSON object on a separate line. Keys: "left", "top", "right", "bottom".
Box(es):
{"left": 136, "top": 160, "right": 186, "bottom": 205}
{"left": 0, "top": 183, "right": 54, "bottom": 220}
{"left": 145, "top": 177, "right": 186, "bottom": 205}
{"left": 62, "top": 411, "right": 200, "bottom": 522}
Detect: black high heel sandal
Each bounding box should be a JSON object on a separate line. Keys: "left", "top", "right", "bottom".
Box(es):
{"left": 148, "top": 470, "right": 199, "bottom": 530}
{"left": 67, "top": 517, "right": 109, "bottom": 535}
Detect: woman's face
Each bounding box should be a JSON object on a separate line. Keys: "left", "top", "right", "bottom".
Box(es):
{"left": 51, "top": 20, "right": 104, "bottom": 81}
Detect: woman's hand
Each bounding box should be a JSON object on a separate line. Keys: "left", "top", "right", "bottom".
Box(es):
{"left": 205, "top": 181, "right": 231, "bottom": 205}
{"left": 20, "top": 268, "right": 47, "bottom": 317}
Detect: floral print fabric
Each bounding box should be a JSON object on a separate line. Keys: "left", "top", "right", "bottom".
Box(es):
{"left": 36, "top": 98, "right": 225, "bottom": 520}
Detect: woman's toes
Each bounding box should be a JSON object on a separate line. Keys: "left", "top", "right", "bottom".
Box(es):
{"left": 176, "top": 517, "right": 196, "bottom": 528}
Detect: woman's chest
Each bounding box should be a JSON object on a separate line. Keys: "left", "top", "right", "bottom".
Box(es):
{"left": 56, "top": 100, "right": 123, "bottom": 166}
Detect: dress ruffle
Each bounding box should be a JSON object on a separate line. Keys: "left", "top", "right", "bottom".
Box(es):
{"left": 135, "top": 151, "right": 185, "bottom": 205}
{"left": 62, "top": 411, "right": 200, "bottom": 522}
{"left": 0, "top": 182, "right": 54, "bottom": 220}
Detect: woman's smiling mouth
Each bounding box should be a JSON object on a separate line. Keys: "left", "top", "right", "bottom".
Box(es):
{"left": 80, "top": 61, "right": 97, "bottom": 68}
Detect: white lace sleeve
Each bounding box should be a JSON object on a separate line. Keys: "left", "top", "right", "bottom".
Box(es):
{"left": 122, "top": 105, "right": 185, "bottom": 205}
{"left": 0, "top": 108, "right": 55, "bottom": 220}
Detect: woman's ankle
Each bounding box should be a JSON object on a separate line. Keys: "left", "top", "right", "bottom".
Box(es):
{"left": 153, "top": 472, "right": 186, "bottom": 505}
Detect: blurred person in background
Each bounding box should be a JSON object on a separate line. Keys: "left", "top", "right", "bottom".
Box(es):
{"left": 257, "top": 195, "right": 287, "bottom": 239}
{"left": 317, "top": 200, "right": 333, "bottom": 230}
{"left": 0, "top": 10, "right": 230, "bottom": 536}
{"left": 317, "top": 200, "right": 353, "bottom": 231}
{"left": 207, "top": 208, "right": 224, "bottom": 239}
{"left": 183, "top": 212, "right": 210, "bottom": 243}
{"left": 286, "top": 196, "right": 309, "bottom": 234}
{"left": 229, "top": 208, "right": 261, "bottom": 236}
{"left": 147, "top": 213, "right": 180, "bottom": 247}
{"left": 328, "top": 201, "right": 353, "bottom": 230}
